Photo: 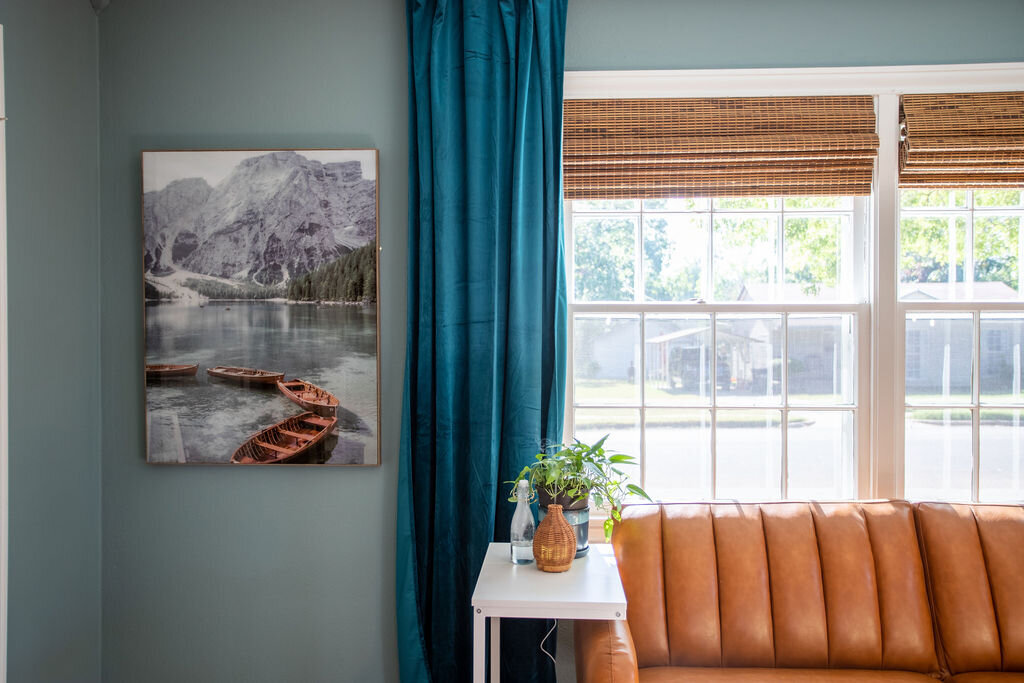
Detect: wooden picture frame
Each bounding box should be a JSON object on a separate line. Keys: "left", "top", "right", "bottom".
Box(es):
{"left": 142, "top": 149, "right": 380, "bottom": 466}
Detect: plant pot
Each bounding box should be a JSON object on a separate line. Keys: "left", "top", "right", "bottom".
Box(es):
{"left": 533, "top": 504, "right": 576, "bottom": 572}
{"left": 537, "top": 489, "right": 590, "bottom": 558}
{"left": 536, "top": 488, "right": 589, "bottom": 511}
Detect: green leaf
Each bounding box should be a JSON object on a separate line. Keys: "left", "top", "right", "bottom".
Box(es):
{"left": 604, "top": 517, "right": 615, "bottom": 542}
{"left": 626, "top": 484, "right": 652, "bottom": 501}
{"left": 608, "top": 454, "right": 634, "bottom": 463}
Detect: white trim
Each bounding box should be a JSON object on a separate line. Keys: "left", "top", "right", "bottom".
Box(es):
{"left": 873, "top": 94, "right": 902, "bottom": 499}
{"left": 563, "top": 201, "right": 575, "bottom": 447}
{"left": 0, "top": 24, "right": 9, "bottom": 683}
{"left": 565, "top": 62, "right": 1024, "bottom": 99}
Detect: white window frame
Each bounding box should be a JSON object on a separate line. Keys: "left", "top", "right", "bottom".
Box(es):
{"left": 564, "top": 62, "right": 1024, "bottom": 501}
{"left": 565, "top": 199, "right": 869, "bottom": 501}
{"left": 900, "top": 192, "right": 1024, "bottom": 502}
{"left": 0, "top": 24, "right": 9, "bottom": 682}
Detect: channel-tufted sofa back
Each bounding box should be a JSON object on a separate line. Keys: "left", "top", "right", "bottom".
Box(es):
{"left": 915, "top": 502, "right": 1024, "bottom": 675}
{"left": 612, "top": 501, "right": 940, "bottom": 674}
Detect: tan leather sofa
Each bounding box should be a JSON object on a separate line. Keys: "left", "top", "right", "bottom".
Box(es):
{"left": 575, "top": 501, "right": 1024, "bottom": 682}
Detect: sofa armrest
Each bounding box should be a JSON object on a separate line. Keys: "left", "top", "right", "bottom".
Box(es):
{"left": 574, "top": 619, "right": 640, "bottom": 683}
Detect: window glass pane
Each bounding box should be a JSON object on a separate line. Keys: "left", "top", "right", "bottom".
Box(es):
{"left": 714, "top": 197, "right": 780, "bottom": 210}
{"left": 900, "top": 189, "right": 969, "bottom": 209}
{"left": 788, "top": 410, "right": 854, "bottom": 499}
{"left": 905, "top": 408, "right": 973, "bottom": 501}
{"left": 980, "top": 409, "right": 1024, "bottom": 502}
{"left": 716, "top": 315, "right": 783, "bottom": 406}
{"left": 899, "top": 215, "right": 967, "bottom": 300}
{"left": 715, "top": 409, "right": 782, "bottom": 500}
{"left": 713, "top": 214, "right": 777, "bottom": 301}
{"left": 573, "top": 315, "right": 640, "bottom": 405}
{"left": 567, "top": 193, "right": 867, "bottom": 504}
{"left": 573, "top": 216, "right": 637, "bottom": 302}
{"left": 905, "top": 314, "right": 973, "bottom": 404}
{"left": 973, "top": 189, "right": 1023, "bottom": 208}
{"left": 784, "top": 215, "right": 848, "bottom": 300}
{"left": 644, "top": 408, "right": 711, "bottom": 500}
{"left": 973, "top": 215, "right": 1021, "bottom": 298}
{"left": 573, "top": 408, "right": 641, "bottom": 486}
{"left": 572, "top": 199, "right": 639, "bottom": 212}
{"left": 788, "top": 314, "right": 855, "bottom": 405}
{"left": 784, "top": 196, "right": 853, "bottom": 210}
{"left": 980, "top": 314, "right": 1024, "bottom": 404}
{"left": 644, "top": 315, "right": 712, "bottom": 405}
{"left": 643, "top": 198, "right": 709, "bottom": 212}
{"left": 643, "top": 214, "right": 707, "bottom": 301}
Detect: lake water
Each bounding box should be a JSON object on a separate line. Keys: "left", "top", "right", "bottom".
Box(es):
{"left": 145, "top": 301, "right": 378, "bottom": 465}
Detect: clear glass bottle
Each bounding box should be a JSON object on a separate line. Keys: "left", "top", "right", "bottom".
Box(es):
{"left": 510, "top": 479, "right": 535, "bottom": 564}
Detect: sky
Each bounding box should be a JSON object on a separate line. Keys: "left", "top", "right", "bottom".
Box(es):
{"left": 141, "top": 149, "right": 377, "bottom": 192}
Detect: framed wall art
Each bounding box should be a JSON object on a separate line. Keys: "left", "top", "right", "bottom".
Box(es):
{"left": 142, "top": 149, "right": 380, "bottom": 466}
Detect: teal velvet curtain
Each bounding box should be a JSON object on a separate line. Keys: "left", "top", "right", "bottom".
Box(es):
{"left": 396, "top": 0, "right": 568, "bottom": 681}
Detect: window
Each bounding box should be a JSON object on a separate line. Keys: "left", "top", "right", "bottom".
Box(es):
{"left": 564, "top": 66, "right": 1024, "bottom": 506}
{"left": 567, "top": 196, "right": 867, "bottom": 501}
{"left": 900, "top": 190, "right": 1024, "bottom": 502}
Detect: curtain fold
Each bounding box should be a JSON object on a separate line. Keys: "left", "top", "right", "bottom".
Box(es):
{"left": 397, "top": 1, "right": 568, "bottom": 681}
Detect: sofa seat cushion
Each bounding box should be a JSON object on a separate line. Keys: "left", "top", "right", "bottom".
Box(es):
{"left": 639, "top": 667, "right": 938, "bottom": 682}
{"left": 950, "top": 675, "right": 1024, "bottom": 682}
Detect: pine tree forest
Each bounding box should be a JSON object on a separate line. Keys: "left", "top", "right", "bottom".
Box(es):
{"left": 287, "top": 243, "right": 377, "bottom": 303}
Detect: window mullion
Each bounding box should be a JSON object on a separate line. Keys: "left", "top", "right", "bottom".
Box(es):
{"left": 973, "top": 309, "right": 981, "bottom": 502}
{"left": 778, "top": 204, "right": 786, "bottom": 301}
{"left": 873, "top": 93, "right": 903, "bottom": 499}
{"left": 707, "top": 208, "right": 715, "bottom": 301}
{"left": 781, "top": 312, "right": 789, "bottom": 499}
{"left": 710, "top": 311, "right": 718, "bottom": 499}
{"left": 965, "top": 191, "right": 975, "bottom": 299}
{"left": 563, "top": 201, "right": 575, "bottom": 446}
{"left": 639, "top": 312, "right": 647, "bottom": 495}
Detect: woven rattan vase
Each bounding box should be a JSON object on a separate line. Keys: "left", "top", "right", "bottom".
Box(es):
{"left": 533, "top": 504, "right": 576, "bottom": 573}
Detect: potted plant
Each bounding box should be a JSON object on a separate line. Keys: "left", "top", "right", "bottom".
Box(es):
{"left": 509, "top": 435, "right": 652, "bottom": 548}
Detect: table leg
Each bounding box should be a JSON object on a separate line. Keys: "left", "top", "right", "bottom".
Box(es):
{"left": 490, "top": 617, "right": 500, "bottom": 682}
{"left": 473, "top": 609, "right": 485, "bottom": 683}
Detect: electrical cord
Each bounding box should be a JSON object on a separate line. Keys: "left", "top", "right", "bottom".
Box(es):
{"left": 539, "top": 619, "right": 558, "bottom": 665}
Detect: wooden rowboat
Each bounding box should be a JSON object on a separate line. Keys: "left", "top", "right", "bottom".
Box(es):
{"left": 277, "top": 379, "right": 339, "bottom": 417}
{"left": 206, "top": 366, "right": 284, "bottom": 385}
{"left": 231, "top": 412, "right": 337, "bottom": 464}
{"left": 146, "top": 363, "right": 199, "bottom": 378}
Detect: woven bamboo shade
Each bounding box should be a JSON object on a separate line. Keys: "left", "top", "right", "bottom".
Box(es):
{"left": 563, "top": 96, "right": 879, "bottom": 199}
{"left": 900, "top": 92, "right": 1024, "bottom": 188}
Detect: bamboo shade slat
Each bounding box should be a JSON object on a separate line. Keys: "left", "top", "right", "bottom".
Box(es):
{"left": 563, "top": 96, "right": 879, "bottom": 199}
{"left": 899, "top": 92, "right": 1024, "bottom": 188}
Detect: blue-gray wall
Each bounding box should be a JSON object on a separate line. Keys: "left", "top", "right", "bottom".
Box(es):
{"left": 97, "top": 1, "right": 406, "bottom": 681}
{"left": 0, "top": 0, "right": 1018, "bottom": 681}
{"left": 0, "top": 1, "right": 102, "bottom": 681}
{"left": 565, "top": 0, "right": 1024, "bottom": 70}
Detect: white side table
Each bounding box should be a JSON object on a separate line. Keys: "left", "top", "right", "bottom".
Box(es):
{"left": 470, "top": 543, "right": 627, "bottom": 683}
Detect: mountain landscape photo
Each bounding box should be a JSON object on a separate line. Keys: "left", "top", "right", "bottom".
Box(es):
{"left": 142, "top": 149, "right": 380, "bottom": 467}
{"left": 143, "top": 149, "right": 377, "bottom": 302}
